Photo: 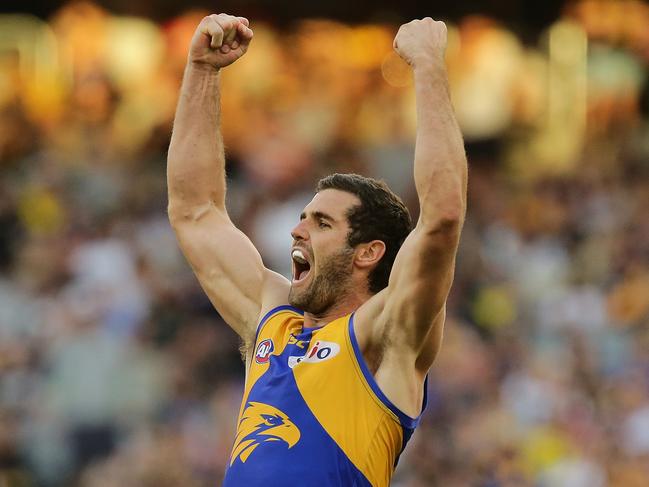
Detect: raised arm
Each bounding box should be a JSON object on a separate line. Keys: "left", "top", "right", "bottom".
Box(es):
{"left": 359, "top": 19, "right": 467, "bottom": 381}
{"left": 388, "top": 19, "right": 466, "bottom": 367}
{"left": 167, "top": 14, "right": 289, "bottom": 344}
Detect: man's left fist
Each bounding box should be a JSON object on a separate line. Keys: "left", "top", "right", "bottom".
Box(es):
{"left": 393, "top": 18, "right": 447, "bottom": 69}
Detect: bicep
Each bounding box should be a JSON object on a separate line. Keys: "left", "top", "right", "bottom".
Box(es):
{"left": 171, "top": 206, "right": 289, "bottom": 341}
{"left": 382, "top": 222, "right": 460, "bottom": 354}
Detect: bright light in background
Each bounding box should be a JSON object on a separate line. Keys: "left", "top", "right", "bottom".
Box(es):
{"left": 104, "top": 17, "right": 164, "bottom": 89}
{"left": 544, "top": 20, "right": 588, "bottom": 172}
{"left": 505, "top": 20, "right": 589, "bottom": 180}
{"left": 381, "top": 51, "right": 411, "bottom": 88}
{"left": 451, "top": 17, "right": 525, "bottom": 140}
{"left": 0, "top": 15, "right": 64, "bottom": 123}
{"left": 0, "top": 5, "right": 645, "bottom": 166}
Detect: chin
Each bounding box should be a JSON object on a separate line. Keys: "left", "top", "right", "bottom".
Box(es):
{"left": 288, "top": 289, "right": 308, "bottom": 311}
{"left": 288, "top": 269, "right": 346, "bottom": 315}
{"left": 287, "top": 286, "right": 301, "bottom": 308}
{"left": 288, "top": 292, "right": 332, "bottom": 317}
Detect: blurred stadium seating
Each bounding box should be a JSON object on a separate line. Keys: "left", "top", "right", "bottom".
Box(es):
{"left": 0, "top": 1, "right": 648, "bottom": 486}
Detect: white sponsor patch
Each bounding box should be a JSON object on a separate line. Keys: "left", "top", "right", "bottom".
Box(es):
{"left": 288, "top": 340, "right": 340, "bottom": 369}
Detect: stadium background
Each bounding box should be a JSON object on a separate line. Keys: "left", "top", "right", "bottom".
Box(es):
{"left": 0, "top": 0, "right": 648, "bottom": 486}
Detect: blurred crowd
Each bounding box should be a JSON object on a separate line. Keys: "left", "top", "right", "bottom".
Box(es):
{"left": 1, "top": 1, "right": 648, "bottom": 486}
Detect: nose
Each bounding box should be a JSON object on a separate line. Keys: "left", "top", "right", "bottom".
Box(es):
{"left": 291, "top": 220, "right": 309, "bottom": 242}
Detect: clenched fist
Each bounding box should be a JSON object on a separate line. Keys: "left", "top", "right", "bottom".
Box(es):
{"left": 393, "top": 18, "right": 447, "bottom": 69}
{"left": 189, "top": 14, "right": 254, "bottom": 69}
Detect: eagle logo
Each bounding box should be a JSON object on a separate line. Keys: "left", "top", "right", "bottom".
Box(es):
{"left": 230, "top": 402, "right": 301, "bottom": 465}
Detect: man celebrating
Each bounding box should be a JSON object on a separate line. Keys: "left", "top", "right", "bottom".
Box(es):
{"left": 167, "top": 13, "right": 467, "bottom": 487}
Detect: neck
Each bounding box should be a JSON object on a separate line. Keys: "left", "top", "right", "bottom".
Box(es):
{"left": 302, "top": 288, "right": 371, "bottom": 328}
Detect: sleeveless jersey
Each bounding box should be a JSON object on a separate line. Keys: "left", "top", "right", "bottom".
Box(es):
{"left": 222, "top": 305, "right": 427, "bottom": 487}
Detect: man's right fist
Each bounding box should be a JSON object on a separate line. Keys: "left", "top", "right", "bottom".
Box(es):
{"left": 189, "top": 14, "right": 254, "bottom": 69}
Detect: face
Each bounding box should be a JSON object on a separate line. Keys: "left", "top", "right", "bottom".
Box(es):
{"left": 288, "top": 189, "right": 360, "bottom": 315}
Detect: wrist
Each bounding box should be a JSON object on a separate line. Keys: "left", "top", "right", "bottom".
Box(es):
{"left": 412, "top": 61, "right": 446, "bottom": 80}
{"left": 188, "top": 59, "right": 222, "bottom": 75}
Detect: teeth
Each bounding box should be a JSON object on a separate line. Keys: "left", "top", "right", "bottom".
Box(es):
{"left": 292, "top": 249, "right": 307, "bottom": 265}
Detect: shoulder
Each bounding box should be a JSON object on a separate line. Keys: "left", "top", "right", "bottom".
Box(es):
{"left": 257, "top": 304, "right": 304, "bottom": 335}
{"left": 352, "top": 290, "right": 388, "bottom": 352}
{"left": 243, "top": 304, "right": 304, "bottom": 369}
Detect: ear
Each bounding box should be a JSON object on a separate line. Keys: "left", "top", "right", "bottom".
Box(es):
{"left": 354, "top": 240, "right": 386, "bottom": 270}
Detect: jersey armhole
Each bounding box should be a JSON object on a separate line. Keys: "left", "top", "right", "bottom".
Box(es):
{"left": 254, "top": 304, "right": 304, "bottom": 344}
{"left": 347, "top": 313, "right": 428, "bottom": 430}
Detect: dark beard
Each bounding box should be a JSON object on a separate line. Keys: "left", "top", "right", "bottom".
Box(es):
{"left": 288, "top": 246, "right": 354, "bottom": 315}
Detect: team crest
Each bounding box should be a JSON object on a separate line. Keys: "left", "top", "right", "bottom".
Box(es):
{"left": 255, "top": 339, "right": 274, "bottom": 364}
{"left": 230, "top": 402, "right": 301, "bottom": 465}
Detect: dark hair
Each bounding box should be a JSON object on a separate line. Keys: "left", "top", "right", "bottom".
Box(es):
{"left": 316, "top": 173, "right": 412, "bottom": 294}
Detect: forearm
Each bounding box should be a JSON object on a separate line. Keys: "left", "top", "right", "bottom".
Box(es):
{"left": 412, "top": 64, "right": 467, "bottom": 229}
{"left": 167, "top": 63, "right": 226, "bottom": 220}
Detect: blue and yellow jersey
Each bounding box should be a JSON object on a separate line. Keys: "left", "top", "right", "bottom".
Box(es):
{"left": 223, "top": 305, "right": 427, "bottom": 487}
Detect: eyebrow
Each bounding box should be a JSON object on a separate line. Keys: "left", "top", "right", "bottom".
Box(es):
{"left": 299, "top": 210, "right": 337, "bottom": 223}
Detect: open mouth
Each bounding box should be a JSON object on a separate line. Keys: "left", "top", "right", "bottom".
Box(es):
{"left": 291, "top": 248, "right": 312, "bottom": 284}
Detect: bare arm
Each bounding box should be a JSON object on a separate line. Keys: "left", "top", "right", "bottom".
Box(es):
{"left": 390, "top": 19, "right": 466, "bottom": 367}
{"left": 167, "top": 14, "right": 289, "bottom": 344}
{"left": 361, "top": 19, "right": 467, "bottom": 375}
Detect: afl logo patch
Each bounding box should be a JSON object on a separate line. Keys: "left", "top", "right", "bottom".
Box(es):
{"left": 255, "top": 339, "right": 274, "bottom": 364}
